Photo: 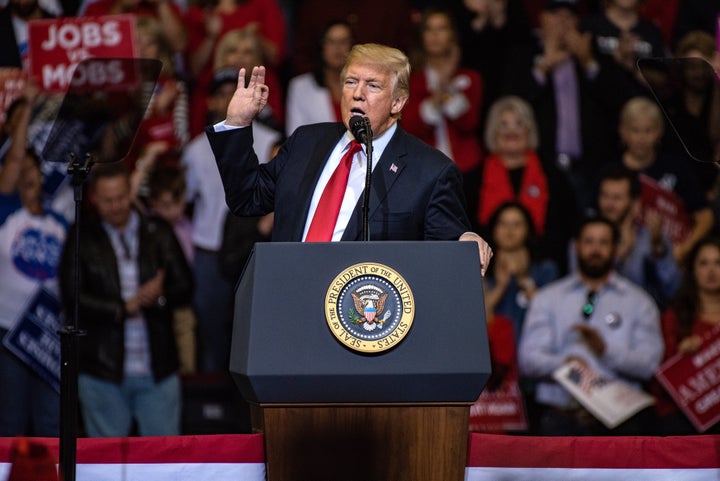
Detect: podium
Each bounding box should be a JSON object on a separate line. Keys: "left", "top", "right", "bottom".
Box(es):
{"left": 230, "top": 241, "right": 491, "bottom": 481}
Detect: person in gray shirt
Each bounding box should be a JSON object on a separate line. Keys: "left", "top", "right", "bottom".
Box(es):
{"left": 519, "top": 216, "right": 663, "bottom": 435}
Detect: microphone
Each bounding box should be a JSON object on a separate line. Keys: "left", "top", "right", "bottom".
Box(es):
{"left": 349, "top": 116, "right": 373, "bottom": 241}
{"left": 349, "top": 115, "right": 372, "bottom": 143}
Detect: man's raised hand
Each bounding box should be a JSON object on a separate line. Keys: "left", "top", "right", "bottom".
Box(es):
{"left": 225, "top": 66, "right": 269, "bottom": 127}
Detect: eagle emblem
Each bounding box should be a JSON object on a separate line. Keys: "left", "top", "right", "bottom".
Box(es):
{"left": 350, "top": 286, "right": 390, "bottom": 331}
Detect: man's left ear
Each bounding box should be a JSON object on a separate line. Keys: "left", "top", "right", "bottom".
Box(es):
{"left": 391, "top": 95, "right": 408, "bottom": 116}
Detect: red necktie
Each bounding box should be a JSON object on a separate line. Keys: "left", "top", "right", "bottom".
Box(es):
{"left": 305, "top": 140, "right": 363, "bottom": 242}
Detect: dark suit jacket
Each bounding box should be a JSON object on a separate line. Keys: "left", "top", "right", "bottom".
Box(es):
{"left": 206, "top": 122, "right": 471, "bottom": 241}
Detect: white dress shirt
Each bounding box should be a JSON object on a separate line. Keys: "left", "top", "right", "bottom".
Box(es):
{"left": 213, "top": 120, "right": 397, "bottom": 242}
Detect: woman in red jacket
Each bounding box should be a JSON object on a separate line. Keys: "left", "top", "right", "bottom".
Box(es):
{"left": 478, "top": 95, "right": 549, "bottom": 236}
{"left": 402, "top": 7, "right": 484, "bottom": 223}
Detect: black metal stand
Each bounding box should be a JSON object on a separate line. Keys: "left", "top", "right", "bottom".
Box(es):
{"left": 59, "top": 153, "right": 92, "bottom": 481}
{"left": 361, "top": 137, "right": 373, "bottom": 241}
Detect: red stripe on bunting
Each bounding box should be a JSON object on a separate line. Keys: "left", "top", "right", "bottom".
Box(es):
{"left": 467, "top": 434, "right": 720, "bottom": 469}
{"left": 0, "top": 435, "right": 265, "bottom": 464}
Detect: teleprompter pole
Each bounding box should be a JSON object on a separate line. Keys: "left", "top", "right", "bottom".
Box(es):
{"left": 59, "top": 152, "right": 91, "bottom": 481}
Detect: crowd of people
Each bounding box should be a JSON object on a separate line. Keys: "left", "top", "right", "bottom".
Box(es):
{"left": 1, "top": 0, "right": 720, "bottom": 438}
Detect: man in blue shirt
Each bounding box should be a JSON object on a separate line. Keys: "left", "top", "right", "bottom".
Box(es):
{"left": 519, "top": 216, "right": 663, "bottom": 435}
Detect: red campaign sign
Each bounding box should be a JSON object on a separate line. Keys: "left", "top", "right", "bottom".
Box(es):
{"left": 469, "top": 376, "right": 528, "bottom": 433}
{"left": 638, "top": 173, "right": 691, "bottom": 244}
{"left": 0, "top": 68, "right": 27, "bottom": 126}
{"left": 28, "top": 15, "right": 137, "bottom": 93}
{"left": 655, "top": 324, "right": 720, "bottom": 432}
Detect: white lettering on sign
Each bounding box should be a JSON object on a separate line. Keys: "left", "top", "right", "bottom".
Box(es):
{"left": 42, "top": 59, "right": 126, "bottom": 90}
{"left": 40, "top": 21, "right": 122, "bottom": 51}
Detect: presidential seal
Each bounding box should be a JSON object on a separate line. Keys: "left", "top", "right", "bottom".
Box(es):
{"left": 325, "top": 262, "right": 415, "bottom": 353}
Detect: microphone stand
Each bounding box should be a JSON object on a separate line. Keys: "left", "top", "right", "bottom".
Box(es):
{"left": 361, "top": 133, "right": 373, "bottom": 242}
{"left": 359, "top": 117, "right": 373, "bottom": 241}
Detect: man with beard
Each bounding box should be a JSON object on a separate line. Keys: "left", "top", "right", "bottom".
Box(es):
{"left": 568, "top": 166, "right": 681, "bottom": 308}
{"left": 518, "top": 216, "right": 663, "bottom": 436}
{"left": 0, "top": 0, "right": 55, "bottom": 69}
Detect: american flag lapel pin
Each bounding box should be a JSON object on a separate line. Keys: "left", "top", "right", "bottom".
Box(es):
{"left": 389, "top": 163, "right": 398, "bottom": 173}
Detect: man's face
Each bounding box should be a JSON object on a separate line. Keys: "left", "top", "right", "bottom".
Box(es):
{"left": 92, "top": 175, "right": 132, "bottom": 230}
{"left": 576, "top": 222, "right": 616, "bottom": 279}
{"left": 598, "top": 178, "right": 634, "bottom": 224}
{"left": 619, "top": 115, "right": 662, "bottom": 159}
{"left": 341, "top": 62, "right": 407, "bottom": 138}
{"left": 539, "top": 8, "right": 578, "bottom": 45}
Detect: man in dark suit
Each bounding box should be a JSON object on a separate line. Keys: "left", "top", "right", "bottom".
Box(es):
{"left": 206, "top": 43, "right": 493, "bottom": 272}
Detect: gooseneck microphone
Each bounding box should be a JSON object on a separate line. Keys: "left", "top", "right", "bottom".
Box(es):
{"left": 349, "top": 116, "right": 373, "bottom": 241}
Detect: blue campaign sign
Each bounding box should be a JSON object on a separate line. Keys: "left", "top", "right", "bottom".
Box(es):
{"left": 2, "top": 288, "right": 62, "bottom": 393}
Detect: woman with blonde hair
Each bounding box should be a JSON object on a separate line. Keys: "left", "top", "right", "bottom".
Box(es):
{"left": 478, "top": 96, "right": 545, "bottom": 233}
{"left": 478, "top": 95, "right": 576, "bottom": 269}
{"left": 189, "top": 27, "right": 283, "bottom": 135}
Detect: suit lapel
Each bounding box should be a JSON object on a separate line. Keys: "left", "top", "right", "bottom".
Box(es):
{"left": 342, "top": 127, "right": 408, "bottom": 241}
{"left": 289, "top": 124, "right": 347, "bottom": 240}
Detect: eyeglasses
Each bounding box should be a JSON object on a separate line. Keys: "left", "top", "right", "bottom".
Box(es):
{"left": 582, "top": 290, "right": 597, "bottom": 320}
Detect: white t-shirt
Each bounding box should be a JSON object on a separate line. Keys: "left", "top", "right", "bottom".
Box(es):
{"left": 181, "top": 133, "right": 230, "bottom": 251}
{"left": 183, "top": 122, "right": 281, "bottom": 251}
{"left": 0, "top": 206, "right": 66, "bottom": 330}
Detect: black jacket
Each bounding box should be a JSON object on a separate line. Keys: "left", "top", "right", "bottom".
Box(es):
{"left": 59, "top": 210, "right": 193, "bottom": 383}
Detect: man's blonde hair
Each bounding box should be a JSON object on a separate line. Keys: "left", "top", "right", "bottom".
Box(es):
{"left": 341, "top": 43, "right": 411, "bottom": 101}
{"left": 620, "top": 96, "right": 664, "bottom": 134}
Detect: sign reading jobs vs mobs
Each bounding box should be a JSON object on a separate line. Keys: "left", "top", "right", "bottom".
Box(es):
{"left": 28, "top": 15, "right": 138, "bottom": 93}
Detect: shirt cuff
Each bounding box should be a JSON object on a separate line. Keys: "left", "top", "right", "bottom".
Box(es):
{"left": 213, "top": 120, "right": 247, "bottom": 132}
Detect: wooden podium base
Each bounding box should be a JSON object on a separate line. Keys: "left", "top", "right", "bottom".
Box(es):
{"left": 251, "top": 403, "right": 470, "bottom": 481}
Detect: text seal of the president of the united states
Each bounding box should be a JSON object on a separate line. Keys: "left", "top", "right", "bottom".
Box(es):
{"left": 325, "top": 262, "right": 415, "bottom": 353}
